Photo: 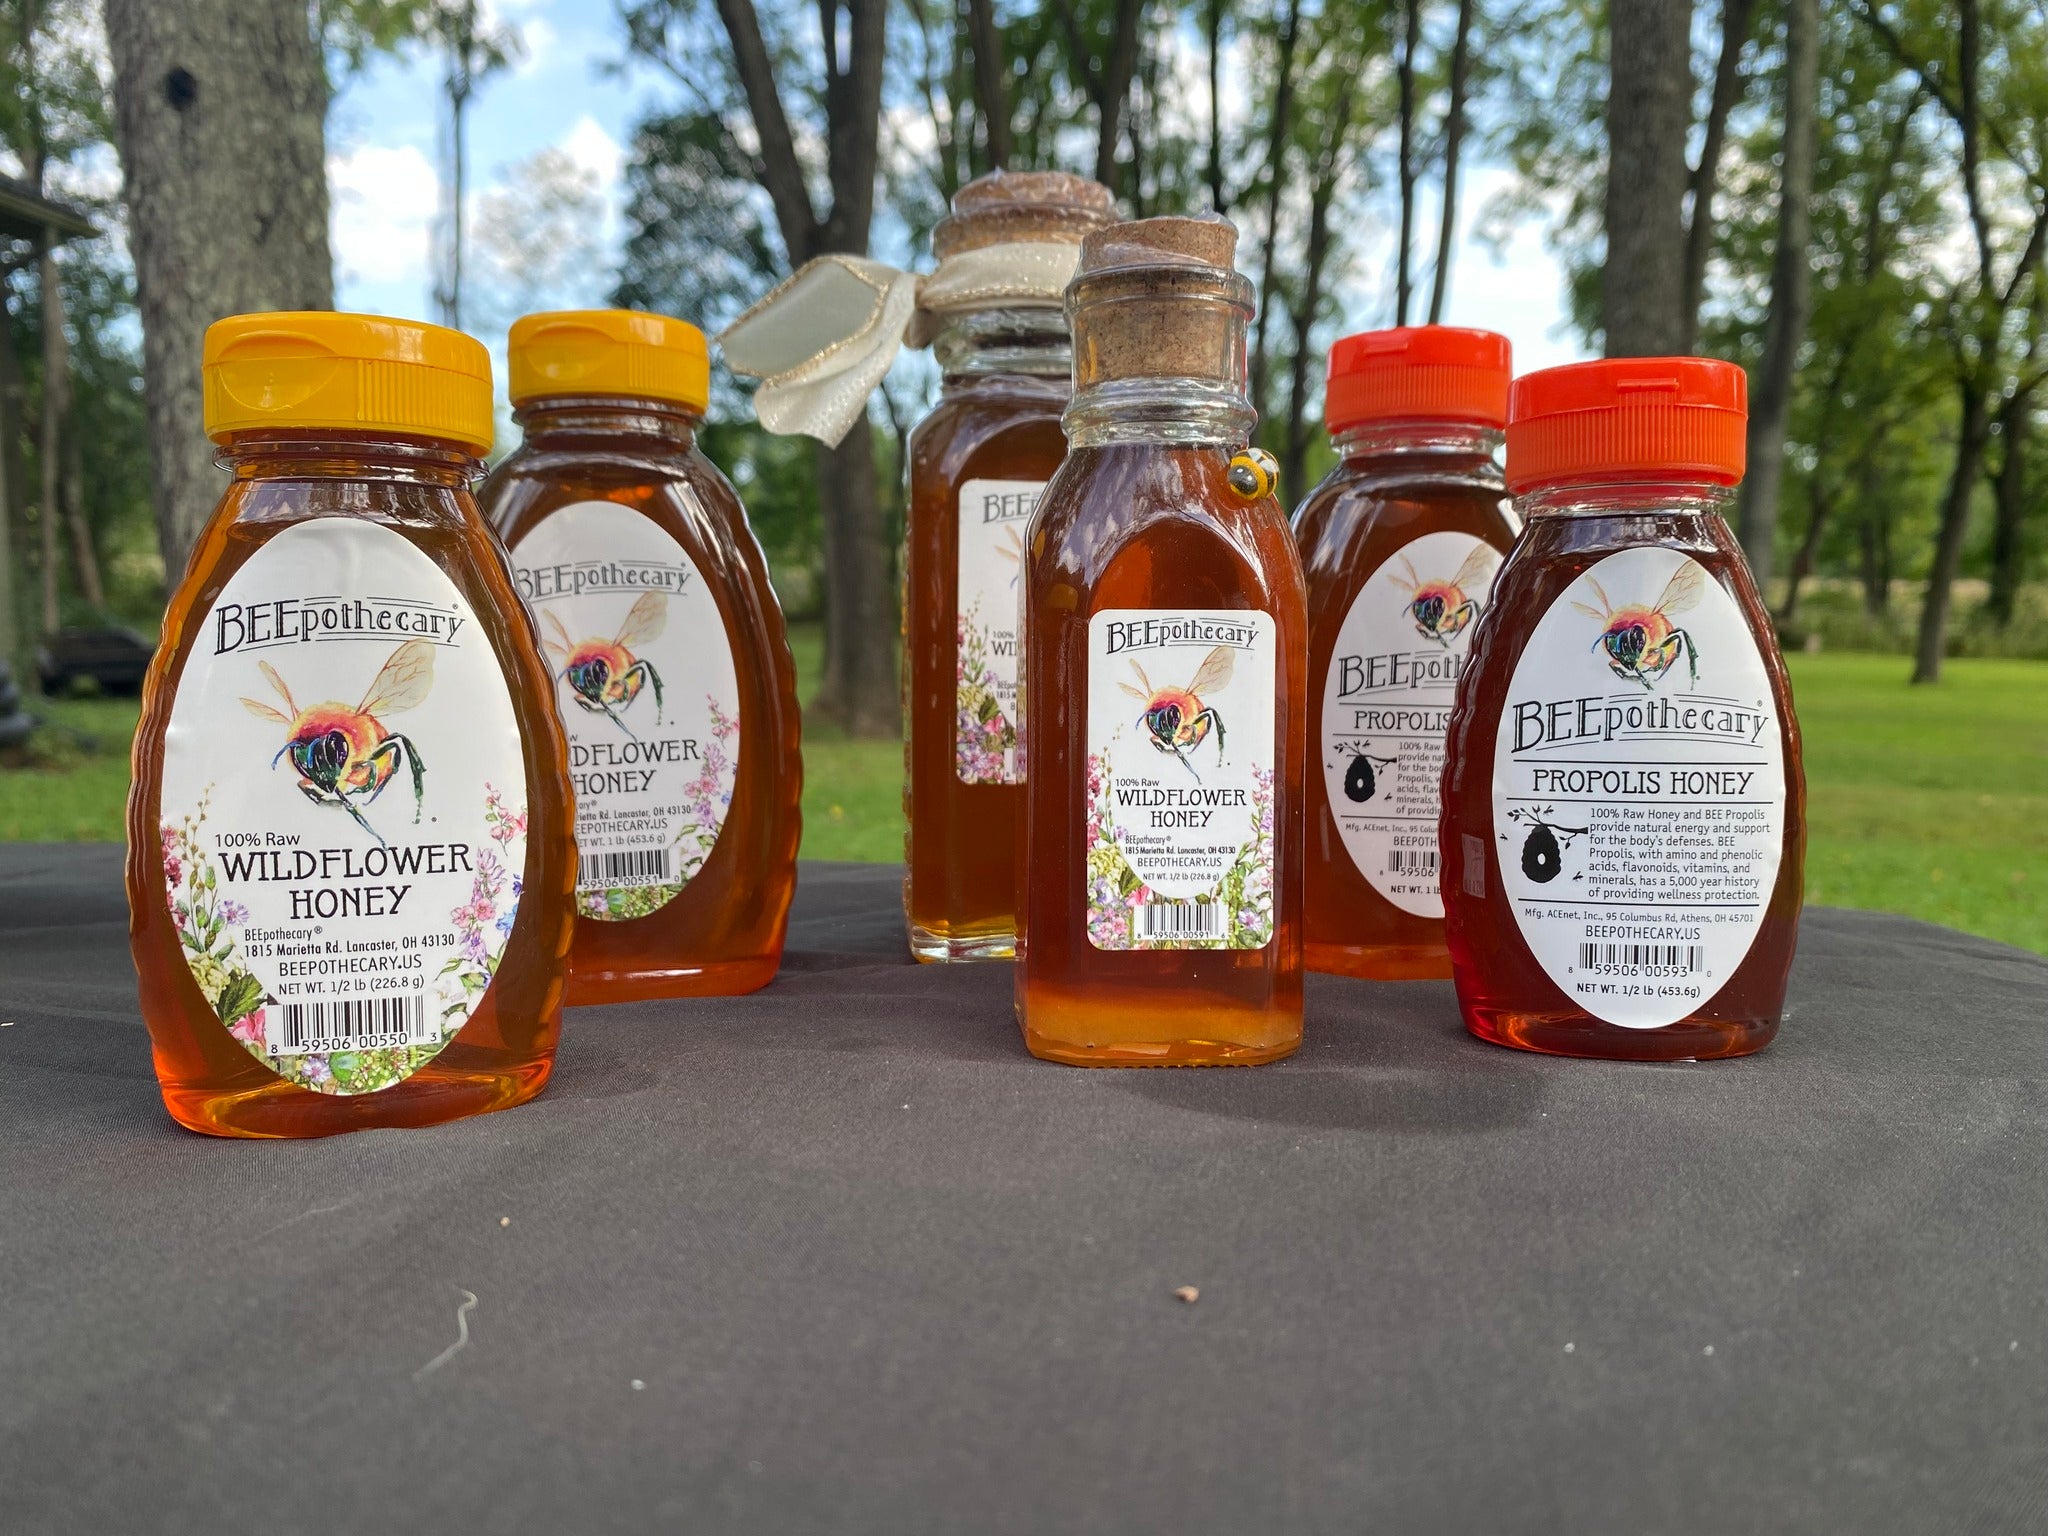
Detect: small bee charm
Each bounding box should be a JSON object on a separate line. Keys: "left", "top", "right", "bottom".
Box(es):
{"left": 1226, "top": 448, "right": 1279, "bottom": 501}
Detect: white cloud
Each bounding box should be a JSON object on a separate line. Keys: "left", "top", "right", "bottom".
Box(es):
{"left": 561, "top": 115, "right": 622, "bottom": 190}
{"left": 329, "top": 143, "right": 439, "bottom": 289}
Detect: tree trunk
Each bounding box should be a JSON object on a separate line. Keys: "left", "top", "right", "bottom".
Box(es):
{"left": 1859, "top": 494, "right": 1891, "bottom": 622}
{"left": 1204, "top": 0, "right": 1228, "bottom": 213}
{"left": 37, "top": 245, "right": 63, "bottom": 636}
{"left": 1679, "top": 0, "right": 1756, "bottom": 353}
{"left": 1733, "top": 0, "right": 1817, "bottom": 588}
{"left": 104, "top": 0, "right": 334, "bottom": 580}
{"left": 964, "top": 0, "right": 1012, "bottom": 167}
{"left": 0, "top": 310, "right": 13, "bottom": 669}
{"left": 1988, "top": 292, "right": 2043, "bottom": 626}
{"left": 1912, "top": 383, "right": 1991, "bottom": 684}
{"left": 1778, "top": 475, "right": 1837, "bottom": 627}
{"left": 1248, "top": 0, "right": 1302, "bottom": 430}
{"left": 1283, "top": 83, "right": 1354, "bottom": 499}
{"left": 1395, "top": 0, "right": 1421, "bottom": 325}
{"left": 1987, "top": 387, "right": 2036, "bottom": 626}
{"left": 1428, "top": 0, "right": 1475, "bottom": 325}
{"left": 0, "top": 282, "right": 25, "bottom": 667}
{"left": 61, "top": 370, "right": 99, "bottom": 611}
{"left": 1090, "top": 0, "right": 1146, "bottom": 195}
{"left": 815, "top": 431, "right": 897, "bottom": 734}
{"left": 716, "top": 0, "right": 898, "bottom": 734}
{"left": 1602, "top": 0, "right": 1694, "bottom": 357}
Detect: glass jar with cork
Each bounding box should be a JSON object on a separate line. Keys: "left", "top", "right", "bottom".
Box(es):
{"left": 902, "top": 172, "right": 1115, "bottom": 962}
{"left": 1015, "top": 216, "right": 1307, "bottom": 1066}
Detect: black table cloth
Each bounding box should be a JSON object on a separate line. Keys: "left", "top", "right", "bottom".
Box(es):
{"left": 2, "top": 845, "right": 2042, "bottom": 1535}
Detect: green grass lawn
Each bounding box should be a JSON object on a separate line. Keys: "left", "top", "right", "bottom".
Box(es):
{"left": 4, "top": 640, "right": 2043, "bottom": 955}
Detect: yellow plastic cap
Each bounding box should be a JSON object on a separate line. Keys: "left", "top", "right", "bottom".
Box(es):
{"left": 507, "top": 309, "right": 711, "bottom": 411}
{"left": 202, "top": 312, "right": 494, "bottom": 452}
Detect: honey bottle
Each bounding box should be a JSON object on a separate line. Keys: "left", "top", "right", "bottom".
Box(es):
{"left": 1441, "top": 358, "right": 1806, "bottom": 1060}
{"left": 481, "top": 310, "right": 802, "bottom": 1004}
{"left": 127, "top": 313, "right": 576, "bottom": 1136}
{"left": 903, "top": 171, "right": 1115, "bottom": 961}
{"left": 1292, "top": 327, "right": 1517, "bottom": 979}
{"left": 1015, "top": 216, "right": 1306, "bottom": 1066}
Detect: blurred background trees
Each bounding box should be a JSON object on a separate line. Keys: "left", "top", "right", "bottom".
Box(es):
{"left": 0, "top": 0, "right": 2043, "bottom": 713}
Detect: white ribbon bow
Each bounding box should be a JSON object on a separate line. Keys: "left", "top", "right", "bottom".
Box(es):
{"left": 719, "top": 242, "right": 1082, "bottom": 446}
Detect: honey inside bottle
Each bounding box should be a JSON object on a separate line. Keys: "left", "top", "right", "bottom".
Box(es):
{"left": 482, "top": 310, "right": 802, "bottom": 1005}
{"left": 1293, "top": 327, "right": 1518, "bottom": 980}
{"left": 903, "top": 171, "right": 1114, "bottom": 961}
{"left": 1016, "top": 215, "right": 1306, "bottom": 1066}
{"left": 126, "top": 313, "right": 576, "bottom": 1137}
{"left": 1441, "top": 358, "right": 1806, "bottom": 1061}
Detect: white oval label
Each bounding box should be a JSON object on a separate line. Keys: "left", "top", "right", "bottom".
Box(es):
{"left": 158, "top": 519, "right": 529, "bottom": 1095}
{"left": 1321, "top": 531, "right": 1500, "bottom": 915}
{"left": 510, "top": 500, "right": 741, "bottom": 921}
{"left": 1490, "top": 548, "right": 1787, "bottom": 1027}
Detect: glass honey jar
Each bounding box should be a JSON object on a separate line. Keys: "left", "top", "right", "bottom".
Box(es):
{"left": 1015, "top": 216, "right": 1307, "bottom": 1065}
{"left": 903, "top": 171, "right": 1115, "bottom": 961}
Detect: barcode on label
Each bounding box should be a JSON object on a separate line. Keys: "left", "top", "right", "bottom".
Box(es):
{"left": 267, "top": 994, "right": 433, "bottom": 1055}
{"left": 1388, "top": 848, "right": 1439, "bottom": 875}
{"left": 1135, "top": 902, "right": 1223, "bottom": 942}
{"left": 1577, "top": 943, "right": 1704, "bottom": 973}
{"left": 578, "top": 846, "right": 672, "bottom": 892}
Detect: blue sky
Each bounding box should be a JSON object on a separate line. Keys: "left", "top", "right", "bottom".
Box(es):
{"left": 328, "top": 0, "right": 1592, "bottom": 393}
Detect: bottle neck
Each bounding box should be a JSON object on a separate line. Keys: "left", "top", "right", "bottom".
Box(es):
{"left": 1516, "top": 477, "right": 1737, "bottom": 519}
{"left": 217, "top": 430, "right": 481, "bottom": 488}
{"left": 512, "top": 395, "right": 702, "bottom": 454}
{"left": 1063, "top": 378, "right": 1255, "bottom": 447}
{"left": 934, "top": 307, "right": 1074, "bottom": 383}
{"left": 1332, "top": 420, "right": 1505, "bottom": 480}
{"left": 1062, "top": 263, "right": 1256, "bottom": 448}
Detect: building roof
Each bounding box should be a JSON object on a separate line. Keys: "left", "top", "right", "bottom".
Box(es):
{"left": 0, "top": 174, "right": 99, "bottom": 244}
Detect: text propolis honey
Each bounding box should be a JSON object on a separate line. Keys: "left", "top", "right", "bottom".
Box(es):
{"left": 1440, "top": 357, "right": 1806, "bottom": 1061}
{"left": 1292, "top": 326, "right": 1518, "bottom": 980}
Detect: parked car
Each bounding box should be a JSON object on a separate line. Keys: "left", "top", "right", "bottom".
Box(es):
{"left": 36, "top": 625, "right": 155, "bottom": 696}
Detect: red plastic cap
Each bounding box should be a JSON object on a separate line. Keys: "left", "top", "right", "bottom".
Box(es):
{"left": 1506, "top": 356, "right": 1748, "bottom": 493}
{"left": 1324, "top": 326, "right": 1511, "bottom": 433}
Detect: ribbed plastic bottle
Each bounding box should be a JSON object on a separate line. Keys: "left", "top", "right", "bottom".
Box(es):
{"left": 1293, "top": 327, "right": 1517, "bottom": 979}
{"left": 128, "top": 313, "right": 576, "bottom": 1136}
{"left": 1441, "top": 357, "right": 1806, "bottom": 1060}
{"left": 481, "top": 309, "right": 802, "bottom": 1004}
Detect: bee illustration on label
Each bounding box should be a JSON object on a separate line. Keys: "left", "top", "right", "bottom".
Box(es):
{"left": 1392, "top": 544, "right": 1497, "bottom": 646}
{"left": 241, "top": 639, "right": 433, "bottom": 846}
{"left": 1504, "top": 806, "right": 1590, "bottom": 884}
{"left": 542, "top": 589, "right": 667, "bottom": 738}
{"left": 1121, "top": 644, "right": 1234, "bottom": 780}
{"left": 1574, "top": 561, "right": 1704, "bottom": 689}
{"left": 1344, "top": 752, "right": 1399, "bottom": 803}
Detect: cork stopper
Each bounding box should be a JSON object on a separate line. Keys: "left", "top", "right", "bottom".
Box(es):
{"left": 931, "top": 170, "right": 1116, "bottom": 258}
{"left": 1068, "top": 214, "right": 1253, "bottom": 385}
{"left": 1077, "top": 214, "right": 1239, "bottom": 274}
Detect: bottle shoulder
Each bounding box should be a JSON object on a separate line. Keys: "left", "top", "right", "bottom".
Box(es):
{"left": 911, "top": 388, "right": 1070, "bottom": 487}
{"left": 1032, "top": 445, "right": 1305, "bottom": 613}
